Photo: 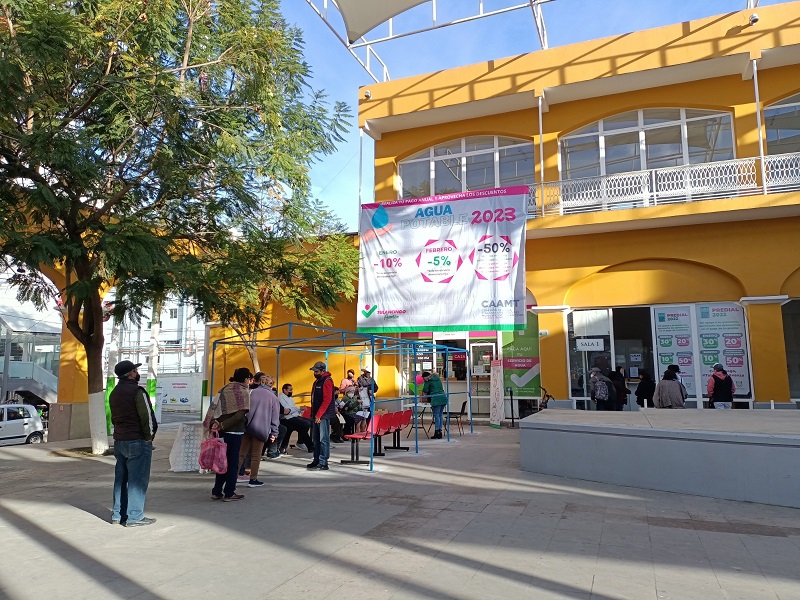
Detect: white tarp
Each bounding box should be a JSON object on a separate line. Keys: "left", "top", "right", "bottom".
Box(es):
{"left": 335, "top": 0, "right": 429, "bottom": 42}
{"left": 357, "top": 187, "right": 528, "bottom": 333}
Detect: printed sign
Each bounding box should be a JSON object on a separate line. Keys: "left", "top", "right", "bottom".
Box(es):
{"left": 501, "top": 311, "right": 540, "bottom": 398}
{"left": 696, "top": 303, "right": 750, "bottom": 395}
{"left": 489, "top": 360, "right": 504, "bottom": 428}
{"left": 576, "top": 339, "right": 604, "bottom": 351}
{"left": 653, "top": 306, "right": 696, "bottom": 396}
{"left": 357, "top": 187, "right": 528, "bottom": 332}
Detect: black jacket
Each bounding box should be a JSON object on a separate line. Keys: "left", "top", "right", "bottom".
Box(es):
{"left": 110, "top": 378, "right": 158, "bottom": 441}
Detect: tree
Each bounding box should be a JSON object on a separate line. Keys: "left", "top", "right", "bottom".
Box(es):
{"left": 0, "top": 0, "right": 350, "bottom": 453}
{"left": 187, "top": 214, "right": 359, "bottom": 374}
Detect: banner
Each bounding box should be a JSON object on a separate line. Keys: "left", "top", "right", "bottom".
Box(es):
{"left": 357, "top": 187, "right": 528, "bottom": 333}
{"left": 501, "top": 311, "right": 540, "bottom": 398}
{"left": 653, "top": 305, "right": 696, "bottom": 396}
{"left": 696, "top": 303, "right": 750, "bottom": 395}
{"left": 489, "top": 360, "right": 504, "bottom": 428}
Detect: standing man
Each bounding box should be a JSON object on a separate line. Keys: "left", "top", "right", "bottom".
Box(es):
{"left": 589, "top": 367, "right": 616, "bottom": 412}
{"left": 308, "top": 361, "right": 335, "bottom": 471}
{"left": 109, "top": 360, "right": 158, "bottom": 527}
{"left": 707, "top": 363, "right": 735, "bottom": 409}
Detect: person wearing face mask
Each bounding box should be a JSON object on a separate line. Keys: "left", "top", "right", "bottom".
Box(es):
{"left": 308, "top": 361, "right": 335, "bottom": 470}
{"left": 340, "top": 369, "right": 357, "bottom": 395}
{"left": 339, "top": 385, "right": 363, "bottom": 435}
{"left": 109, "top": 360, "right": 158, "bottom": 527}
{"left": 277, "top": 383, "right": 314, "bottom": 454}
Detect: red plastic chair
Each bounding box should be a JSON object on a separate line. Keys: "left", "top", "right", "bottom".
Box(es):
{"left": 385, "top": 410, "right": 410, "bottom": 451}
{"left": 341, "top": 413, "right": 382, "bottom": 465}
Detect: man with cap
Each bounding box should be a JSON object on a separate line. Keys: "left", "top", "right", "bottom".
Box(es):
{"left": 707, "top": 363, "right": 735, "bottom": 409}
{"left": 308, "top": 361, "right": 335, "bottom": 470}
{"left": 109, "top": 360, "right": 158, "bottom": 526}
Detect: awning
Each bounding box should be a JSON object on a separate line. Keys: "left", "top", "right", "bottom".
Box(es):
{"left": 336, "top": 0, "right": 430, "bottom": 43}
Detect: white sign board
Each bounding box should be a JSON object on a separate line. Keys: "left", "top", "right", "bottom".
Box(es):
{"left": 489, "top": 360, "right": 504, "bottom": 428}
{"left": 576, "top": 338, "right": 605, "bottom": 351}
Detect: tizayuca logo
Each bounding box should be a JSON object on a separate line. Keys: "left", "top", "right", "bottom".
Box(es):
{"left": 362, "top": 304, "right": 378, "bottom": 318}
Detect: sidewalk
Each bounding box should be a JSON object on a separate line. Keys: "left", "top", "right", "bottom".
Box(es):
{"left": 1, "top": 424, "right": 799, "bottom": 600}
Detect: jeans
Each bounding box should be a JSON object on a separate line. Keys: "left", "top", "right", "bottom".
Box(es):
{"left": 264, "top": 424, "right": 286, "bottom": 458}
{"left": 431, "top": 404, "right": 444, "bottom": 431}
{"left": 280, "top": 417, "right": 313, "bottom": 451}
{"left": 312, "top": 418, "right": 331, "bottom": 466}
{"left": 212, "top": 432, "right": 243, "bottom": 498}
{"left": 112, "top": 439, "right": 153, "bottom": 523}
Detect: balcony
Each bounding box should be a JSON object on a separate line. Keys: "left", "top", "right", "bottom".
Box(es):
{"left": 528, "top": 152, "right": 800, "bottom": 217}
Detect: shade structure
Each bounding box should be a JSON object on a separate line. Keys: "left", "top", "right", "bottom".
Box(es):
{"left": 336, "top": 0, "right": 430, "bottom": 43}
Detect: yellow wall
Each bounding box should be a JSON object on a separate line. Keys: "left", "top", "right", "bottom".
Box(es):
{"left": 355, "top": 3, "right": 800, "bottom": 404}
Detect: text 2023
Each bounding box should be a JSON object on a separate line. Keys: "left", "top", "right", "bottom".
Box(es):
{"left": 470, "top": 208, "right": 516, "bottom": 224}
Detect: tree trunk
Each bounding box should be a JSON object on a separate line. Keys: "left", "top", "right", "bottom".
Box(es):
{"left": 147, "top": 298, "right": 163, "bottom": 422}
{"left": 86, "top": 336, "right": 108, "bottom": 455}
{"left": 246, "top": 343, "right": 260, "bottom": 374}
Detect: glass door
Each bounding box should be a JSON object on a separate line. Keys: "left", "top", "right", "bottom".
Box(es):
{"left": 568, "top": 309, "right": 612, "bottom": 409}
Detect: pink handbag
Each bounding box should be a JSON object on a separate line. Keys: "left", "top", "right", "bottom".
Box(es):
{"left": 198, "top": 431, "right": 228, "bottom": 474}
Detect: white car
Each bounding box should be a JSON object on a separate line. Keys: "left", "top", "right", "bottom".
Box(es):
{"left": 0, "top": 404, "right": 45, "bottom": 446}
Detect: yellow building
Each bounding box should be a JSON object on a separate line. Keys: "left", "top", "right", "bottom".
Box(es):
{"left": 57, "top": 2, "right": 800, "bottom": 413}
{"left": 350, "top": 2, "right": 800, "bottom": 408}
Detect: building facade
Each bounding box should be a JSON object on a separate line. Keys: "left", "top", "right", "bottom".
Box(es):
{"left": 353, "top": 2, "right": 800, "bottom": 408}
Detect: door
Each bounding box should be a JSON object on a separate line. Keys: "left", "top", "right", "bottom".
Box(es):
{"left": 0, "top": 406, "right": 28, "bottom": 445}
{"left": 568, "top": 309, "right": 612, "bottom": 408}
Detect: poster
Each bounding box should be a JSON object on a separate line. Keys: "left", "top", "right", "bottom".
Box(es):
{"left": 357, "top": 187, "right": 528, "bottom": 332}
{"left": 489, "top": 360, "right": 504, "bottom": 428}
{"left": 501, "top": 311, "right": 540, "bottom": 398}
{"left": 696, "top": 303, "right": 750, "bottom": 395}
{"left": 156, "top": 373, "right": 204, "bottom": 412}
{"left": 653, "top": 305, "right": 696, "bottom": 396}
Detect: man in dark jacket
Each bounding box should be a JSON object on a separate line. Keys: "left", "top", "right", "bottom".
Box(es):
{"left": 308, "top": 360, "right": 335, "bottom": 471}
{"left": 109, "top": 360, "right": 158, "bottom": 526}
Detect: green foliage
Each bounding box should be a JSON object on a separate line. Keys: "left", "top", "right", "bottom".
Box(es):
{"left": 0, "top": 0, "right": 353, "bottom": 390}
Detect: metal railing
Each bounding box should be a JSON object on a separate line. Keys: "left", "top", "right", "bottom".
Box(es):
{"left": 528, "top": 151, "right": 800, "bottom": 217}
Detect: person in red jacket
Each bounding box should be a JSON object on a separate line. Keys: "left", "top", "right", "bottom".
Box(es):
{"left": 707, "top": 363, "right": 735, "bottom": 409}
{"left": 308, "top": 361, "right": 335, "bottom": 471}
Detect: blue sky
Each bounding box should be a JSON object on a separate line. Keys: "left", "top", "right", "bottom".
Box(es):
{"left": 279, "top": 0, "right": 790, "bottom": 231}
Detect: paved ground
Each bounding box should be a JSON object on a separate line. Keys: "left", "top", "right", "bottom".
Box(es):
{"left": 1, "top": 423, "right": 800, "bottom": 600}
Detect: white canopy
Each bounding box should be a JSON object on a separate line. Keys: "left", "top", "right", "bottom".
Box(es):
{"left": 336, "top": 0, "right": 430, "bottom": 43}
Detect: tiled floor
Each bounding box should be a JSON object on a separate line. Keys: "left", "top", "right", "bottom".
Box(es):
{"left": 1, "top": 424, "right": 799, "bottom": 599}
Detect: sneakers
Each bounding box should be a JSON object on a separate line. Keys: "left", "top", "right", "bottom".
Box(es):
{"left": 267, "top": 453, "right": 282, "bottom": 460}
{"left": 237, "top": 475, "right": 250, "bottom": 482}
{"left": 248, "top": 479, "right": 264, "bottom": 487}
{"left": 124, "top": 517, "right": 157, "bottom": 527}
{"left": 309, "top": 463, "right": 329, "bottom": 471}
{"left": 306, "top": 461, "right": 319, "bottom": 469}
{"left": 223, "top": 494, "right": 245, "bottom": 502}
{"left": 296, "top": 443, "right": 307, "bottom": 452}
{"left": 211, "top": 493, "right": 224, "bottom": 500}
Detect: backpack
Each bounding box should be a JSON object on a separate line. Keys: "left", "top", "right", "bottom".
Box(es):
{"left": 595, "top": 379, "right": 609, "bottom": 401}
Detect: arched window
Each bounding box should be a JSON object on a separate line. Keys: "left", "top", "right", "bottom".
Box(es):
{"left": 559, "top": 108, "right": 734, "bottom": 181}
{"left": 398, "top": 135, "right": 534, "bottom": 199}
{"left": 765, "top": 93, "right": 800, "bottom": 155}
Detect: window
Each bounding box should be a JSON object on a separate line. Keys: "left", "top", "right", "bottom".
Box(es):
{"left": 765, "top": 93, "right": 800, "bottom": 155}
{"left": 559, "top": 108, "right": 734, "bottom": 180}
{"left": 399, "top": 136, "right": 535, "bottom": 199}
{"left": 168, "top": 308, "right": 178, "bottom": 319}
{"left": 7, "top": 407, "right": 30, "bottom": 420}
